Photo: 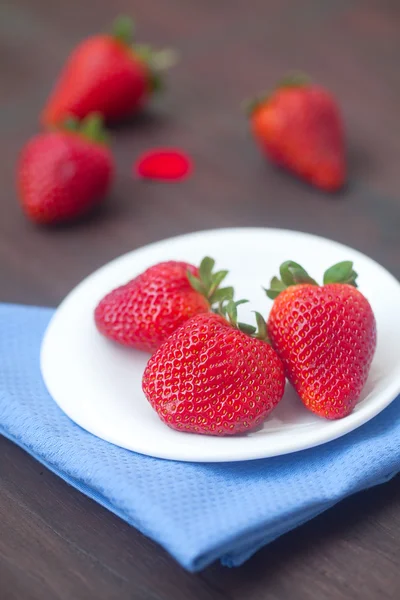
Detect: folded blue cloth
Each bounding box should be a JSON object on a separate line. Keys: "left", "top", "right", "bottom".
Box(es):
{"left": 0, "top": 303, "right": 399, "bottom": 571}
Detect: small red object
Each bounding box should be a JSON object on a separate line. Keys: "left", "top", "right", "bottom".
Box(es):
{"left": 134, "top": 148, "right": 192, "bottom": 181}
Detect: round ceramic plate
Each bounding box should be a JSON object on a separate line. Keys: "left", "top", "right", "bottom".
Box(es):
{"left": 41, "top": 228, "right": 400, "bottom": 462}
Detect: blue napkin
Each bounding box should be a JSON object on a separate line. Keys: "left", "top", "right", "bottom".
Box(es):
{"left": 0, "top": 303, "right": 399, "bottom": 571}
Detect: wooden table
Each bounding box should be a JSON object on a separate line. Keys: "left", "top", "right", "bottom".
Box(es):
{"left": 1, "top": 1, "right": 399, "bottom": 598}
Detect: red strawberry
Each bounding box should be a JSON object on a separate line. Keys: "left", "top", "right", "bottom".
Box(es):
{"left": 17, "top": 114, "right": 113, "bottom": 225}
{"left": 94, "top": 257, "right": 233, "bottom": 353}
{"left": 41, "top": 16, "right": 175, "bottom": 126}
{"left": 142, "top": 301, "right": 285, "bottom": 435}
{"left": 266, "top": 261, "right": 376, "bottom": 419}
{"left": 247, "top": 73, "right": 346, "bottom": 191}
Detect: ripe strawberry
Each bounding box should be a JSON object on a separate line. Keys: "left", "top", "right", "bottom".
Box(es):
{"left": 17, "top": 114, "right": 113, "bottom": 225}
{"left": 94, "top": 257, "right": 234, "bottom": 353}
{"left": 247, "top": 73, "right": 346, "bottom": 191}
{"left": 142, "top": 301, "right": 285, "bottom": 435}
{"left": 41, "top": 16, "right": 175, "bottom": 126}
{"left": 266, "top": 260, "right": 376, "bottom": 419}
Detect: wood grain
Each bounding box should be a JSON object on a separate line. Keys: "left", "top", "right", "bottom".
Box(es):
{"left": 0, "top": 0, "right": 399, "bottom": 598}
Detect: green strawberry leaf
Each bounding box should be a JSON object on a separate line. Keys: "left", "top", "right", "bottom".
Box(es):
{"left": 323, "top": 261, "right": 358, "bottom": 287}
{"left": 209, "top": 270, "right": 228, "bottom": 296}
{"left": 80, "top": 113, "right": 110, "bottom": 145}
{"left": 134, "top": 46, "right": 178, "bottom": 95}
{"left": 63, "top": 116, "right": 80, "bottom": 132}
{"left": 112, "top": 15, "right": 134, "bottom": 45}
{"left": 280, "top": 261, "right": 317, "bottom": 286}
{"left": 209, "top": 286, "right": 234, "bottom": 304}
{"left": 217, "top": 299, "right": 270, "bottom": 342}
{"left": 265, "top": 288, "right": 281, "bottom": 300}
{"left": 149, "top": 48, "right": 179, "bottom": 71}
{"left": 277, "top": 71, "right": 310, "bottom": 89}
{"left": 134, "top": 43, "right": 153, "bottom": 63}
{"left": 254, "top": 311, "right": 268, "bottom": 341}
{"left": 149, "top": 71, "right": 163, "bottom": 94}
{"left": 225, "top": 299, "right": 238, "bottom": 326}
{"left": 264, "top": 276, "right": 286, "bottom": 299}
{"left": 241, "top": 93, "right": 269, "bottom": 116}
{"left": 223, "top": 299, "right": 249, "bottom": 327}
{"left": 234, "top": 299, "right": 249, "bottom": 307}
{"left": 189, "top": 257, "right": 234, "bottom": 307}
{"left": 238, "top": 323, "right": 257, "bottom": 335}
{"left": 265, "top": 261, "right": 317, "bottom": 299}
{"left": 187, "top": 271, "right": 206, "bottom": 295}
{"left": 199, "top": 256, "right": 215, "bottom": 287}
{"left": 269, "top": 276, "right": 286, "bottom": 290}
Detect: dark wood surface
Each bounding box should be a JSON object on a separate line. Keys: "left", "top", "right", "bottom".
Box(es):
{"left": 0, "top": 0, "right": 399, "bottom": 598}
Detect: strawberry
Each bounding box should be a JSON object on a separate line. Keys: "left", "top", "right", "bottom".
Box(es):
{"left": 41, "top": 16, "right": 175, "bottom": 126}
{"left": 17, "top": 114, "right": 113, "bottom": 225}
{"left": 94, "top": 257, "right": 234, "bottom": 353}
{"left": 142, "top": 301, "right": 285, "bottom": 435}
{"left": 266, "top": 260, "right": 376, "bottom": 419}
{"left": 247, "top": 73, "right": 346, "bottom": 191}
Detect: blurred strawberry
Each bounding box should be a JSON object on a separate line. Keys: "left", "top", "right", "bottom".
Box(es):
{"left": 247, "top": 73, "right": 346, "bottom": 191}
{"left": 41, "top": 16, "right": 176, "bottom": 126}
{"left": 17, "top": 114, "right": 113, "bottom": 224}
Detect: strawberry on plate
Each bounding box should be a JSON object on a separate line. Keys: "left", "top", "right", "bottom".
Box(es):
{"left": 265, "top": 260, "right": 377, "bottom": 419}
{"left": 142, "top": 300, "right": 286, "bottom": 435}
{"left": 94, "top": 257, "right": 233, "bottom": 353}
{"left": 17, "top": 113, "right": 113, "bottom": 225}
{"left": 41, "top": 15, "right": 176, "bottom": 126}
{"left": 247, "top": 73, "right": 346, "bottom": 191}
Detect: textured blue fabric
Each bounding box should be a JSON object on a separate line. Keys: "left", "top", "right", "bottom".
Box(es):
{"left": 0, "top": 303, "right": 399, "bottom": 572}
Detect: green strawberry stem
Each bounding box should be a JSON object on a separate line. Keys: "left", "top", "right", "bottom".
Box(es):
{"left": 111, "top": 15, "right": 178, "bottom": 94}
{"left": 242, "top": 94, "right": 269, "bottom": 116}
{"left": 134, "top": 45, "right": 178, "bottom": 94}
{"left": 147, "top": 48, "right": 179, "bottom": 71}
{"left": 323, "top": 261, "right": 358, "bottom": 286}
{"left": 189, "top": 261, "right": 270, "bottom": 341}
{"left": 81, "top": 113, "right": 110, "bottom": 144}
{"left": 219, "top": 299, "right": 270, "bottom": 342}
{"left": 62, "top": 117, "right": 80, "bottom": 133}
{"left": 187, "top": 257, "right": 234, "bottom": 307}
{"left": 61, "top": 113, "right": 110, "bottom": 145}
{"left": 112, "top": 15, "right": 135, "bottom": 45}
{"left": 277, "top": 71, "right": 310, "bottom": 89}
{"left": 265, "top": 260, "right": 358, "bottom": 299}
{"left": 243, "top": 71, "right": 310, "bottom": 116}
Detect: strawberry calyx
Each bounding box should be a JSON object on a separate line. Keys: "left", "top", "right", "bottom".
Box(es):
{"left": 134, "top": 44, "right": 178, "bottom": 93}
{"left": 266, "top": 260, "right": 318, "bottom": 299}
{"left": 111, "top": 15, "right": 177, "bottom": 94}
{"left": 265, "top": 260, "right": 358, "bottom": 299}
{"left": 61, "top": 113, "right": 110, "bottom": 145}
{"left": 219, "top": 299, "right": 270, "bottom": 341}
{"left": 242, "top": 94, "right": 270, "bottom": 116}
{"left": 276, "top": 71, "right": 310, "bottom": 89}
{"left": 187, "top": 257, "right": 234, "bottom": 307}
{"left": 243, "top": 71, "right": 310, "bottom": 116}
{"left": 323, "top": 261, "right": 358, "bottom": 286}
{"left": 112, "top": 15, "right": 135, "bottom": 45}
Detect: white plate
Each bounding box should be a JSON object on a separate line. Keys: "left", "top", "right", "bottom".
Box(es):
{"left": 41, "top": 228, "right": 400, "bottom": 462}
